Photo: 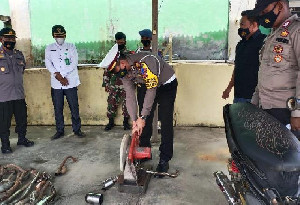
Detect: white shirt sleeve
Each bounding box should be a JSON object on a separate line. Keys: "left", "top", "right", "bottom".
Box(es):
{"left": 45, "top": 45, "right": 58, "bottom": 74}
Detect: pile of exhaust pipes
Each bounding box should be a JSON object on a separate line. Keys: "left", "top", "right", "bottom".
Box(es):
{"left": 0, "top": 156, "right": 77, "bottom": 205}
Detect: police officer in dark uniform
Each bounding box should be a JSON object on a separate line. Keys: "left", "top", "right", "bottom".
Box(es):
{"left": 0, "top": 27, "right": 34, "bottom": 154}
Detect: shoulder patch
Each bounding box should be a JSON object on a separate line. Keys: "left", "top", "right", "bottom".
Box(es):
{"left": 140, "top": 62, "right": 158, "bottom": 89}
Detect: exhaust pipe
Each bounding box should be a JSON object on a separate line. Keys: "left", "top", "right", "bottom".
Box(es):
{"left": 214, "top": 171, "right": 241, "bottom": 205}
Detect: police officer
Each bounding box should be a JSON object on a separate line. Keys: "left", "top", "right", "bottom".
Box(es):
{"left": 222, "top": 10, "right": 266, "bottom": 103}
{"left": 45, "top": 25, "right": 85, "bottom": 140}
{"left": 0, "top": 27, "right": 34, "bottom": 154}
{"left": 102, "top": 32, "right": 130, "bottom": 131}
{"left": 251, "top": 0, "right": 300, "bottom": 137}
{"left": 113, "top": 52, "right": 178, "bottom": 175}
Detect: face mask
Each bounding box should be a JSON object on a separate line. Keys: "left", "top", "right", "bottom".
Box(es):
{"left": 238, "top": 28, "right": 250, "bottom": 39}
{"left": 55, "top": 38, "right": 65, "bottom": 45}
{"left": 141, "top": 40, "right": 151, "bottom": 47}
{"left": 118, "top": 44, "right": 125, "bottom": 51}
{"left": 3, "top": 41, "right": 16, "bottom": 50}
{"left": 115, "top": 67, "right": 128, "bottom": 78}
{"left": 259, "top": 4, "right": 280, "bottom": 28}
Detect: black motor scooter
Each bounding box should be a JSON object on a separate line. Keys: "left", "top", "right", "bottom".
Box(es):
{"left": 214, "top": 103, "right": 300, "bottom": 205}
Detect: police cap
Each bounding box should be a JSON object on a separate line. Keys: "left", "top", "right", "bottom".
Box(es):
{"left": 251, "top": 0, "right": 281, "bottom": 15}
{"left": 139, "top": 29, "right": 152, "bottom": 39}
{"left": 0, "top": 27, "right": 16, "bottom": 38}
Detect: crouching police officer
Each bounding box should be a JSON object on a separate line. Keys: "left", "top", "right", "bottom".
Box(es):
{"left": 113, "top": 52, "right": 177, "bottom": 176}
{"left": 0, "top": 28, "right": 34, "bottom": 154}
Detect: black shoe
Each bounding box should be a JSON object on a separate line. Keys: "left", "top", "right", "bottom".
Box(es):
{"left": 51, "top": 132, "right": 64, "bottom": 140}
{"left": 74, "top": 130, "right": 85, "bottom": 138}
{"left": 105, "top": 118, "right": 115, "bottom": 131}
{"left": 1, "top": 138, "right": 12, "bottom": 154}
{"left": 1, "top": 147, "right": 12, "bottom": 154}
{"left": 17, "top": 138, "right": 34, "bottom": 147}
{"left": 155, "top": 160, "right": 169, "bottom": 178}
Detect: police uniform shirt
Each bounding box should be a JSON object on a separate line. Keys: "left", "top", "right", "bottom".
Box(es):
{"left": 0, "top": 46, "right": 26, "bottom": 102}
{"left": 45, "top": 42, "right": 80, "bottom": 89}
{"left": 121, "top": 52, "right": 175, "bottom": 121}
{"left": 251, "top": 15, "right": 300, "bottom": 117}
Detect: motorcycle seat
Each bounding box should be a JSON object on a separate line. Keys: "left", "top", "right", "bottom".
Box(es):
{"left": 228, "top": 103, "right": 300, "bottom": 172}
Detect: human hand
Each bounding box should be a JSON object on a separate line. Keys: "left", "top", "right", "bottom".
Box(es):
{"left": 134, "top": 117, "right": 146, "bottom": 136}
{"left": 291, "top": 117, "right": 300, "bottom": 131}
{"left": 55, "top": 72, "right": 63, "bottom": 81}
{"left": 222, "top": 88, "right": 231, "bottom": 99}
{"left": 60, "top": 77, "right": 69, "bottom": 86}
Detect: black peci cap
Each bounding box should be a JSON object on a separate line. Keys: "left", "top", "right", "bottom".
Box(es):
{"left": 52, "top": 25, "right": 66, "bottom": 37}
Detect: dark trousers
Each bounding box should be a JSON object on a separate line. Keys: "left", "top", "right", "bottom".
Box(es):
{"left": 137, "top": 79, "right": 178, "bottom": 162}
{"left": 264, "top": 108, "right": 300, "bottom": 139}
{"left": 0, "top": 99, "right": 27, "bottom": 139}
{"left": 51, "top": 87, "right": 81, "bottom": 133}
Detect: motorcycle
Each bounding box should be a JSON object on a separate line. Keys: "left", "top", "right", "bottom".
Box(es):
{"left": 214, "top": 103, "right": 300, "bottom": 205}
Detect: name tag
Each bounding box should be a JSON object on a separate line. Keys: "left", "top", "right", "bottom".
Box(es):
{"left": 276, "top": 38, "right": 289, "bottom": 44}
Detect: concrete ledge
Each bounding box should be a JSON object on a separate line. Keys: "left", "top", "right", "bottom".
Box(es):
{"left": 24, "top": 63, "right": 234, "bottom": 126}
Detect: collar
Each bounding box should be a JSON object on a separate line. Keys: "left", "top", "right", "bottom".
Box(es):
{"left": 55, "top": 42, "right": 65, "bottom": 47}
{"left": 0, "top": 45, "right": 15, "bottom": 55}
{"left": 248, "top": 29, "right": 261, "bottom": 40}
{"left": 272, "top": 14, "right": 298, "bottom": 32}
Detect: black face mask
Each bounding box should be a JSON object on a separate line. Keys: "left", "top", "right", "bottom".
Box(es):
{"left": 259, "top": 4, "right": 280, "bottom": 28}
{"left": 141, "top": 40, "right": 151, "bottom": 47}
{"left": 238, "top": 28, "right": 250, "bottom": 39}
{"left": 3, "top": 41, "right": 16, "bottom": 50}
{"left": 115, "top": 67, "right": 128, "bottom": 78}
{"left": 118, "top": 44, "right": 125, "bottom": 51}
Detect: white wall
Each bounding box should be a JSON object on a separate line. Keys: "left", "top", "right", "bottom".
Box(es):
{"left": 9, "top": 0, "right": 32, "bottom": 66}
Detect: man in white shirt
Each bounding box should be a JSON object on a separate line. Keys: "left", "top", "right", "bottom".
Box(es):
{"left": 45, "top": 25, "right": 84, "bottom": 140}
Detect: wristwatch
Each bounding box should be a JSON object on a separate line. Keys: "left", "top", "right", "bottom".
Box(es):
{"left": 140, "top": 115, "right": 147, "bottom": 120}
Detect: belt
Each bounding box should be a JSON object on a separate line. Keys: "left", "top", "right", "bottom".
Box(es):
{"left": 163, "top": 74, "right": 176, "bottom": 85}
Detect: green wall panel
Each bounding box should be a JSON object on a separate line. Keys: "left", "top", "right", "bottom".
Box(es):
{"left": 29, "top": 0, "right": 229, "bottom": 65}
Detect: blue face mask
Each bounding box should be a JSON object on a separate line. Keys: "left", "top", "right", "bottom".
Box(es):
{"left": 259, "top": 4, "right": 280, "bottom": 28}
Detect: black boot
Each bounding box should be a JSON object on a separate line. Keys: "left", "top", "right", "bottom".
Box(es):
{"left": 51, "top": 132, "right": 64, "bottom": 140}
{"left": 105, "top": 118, "right": 115, "bottom": 131}
{"left": 17, "top": 136, "right": 34, "bottom": 147}
{"left": 123, "top": 117, "right": 131, "bottom": 130}
{"left": 74, "top": 130, "right": 85, "bottom": 138}
{"left": 1, "top": 137, "right": 12, "bottom": 154}
{"left": 155, "top": 159, "right": 169, "bottom": 178}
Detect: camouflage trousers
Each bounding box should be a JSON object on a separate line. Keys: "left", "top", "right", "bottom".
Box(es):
{"left": 106, "top": 87, "right": 129, "bottom": 119}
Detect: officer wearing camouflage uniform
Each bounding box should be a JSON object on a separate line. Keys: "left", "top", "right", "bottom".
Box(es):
{"left": 0, "top": 28, "right": 34, "bottom": 154}
{"left": 251, "top": 0, "right": 300, "bottom": 137}
{"left": 102, "top": 32, "right": 130, "bottom": 131}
